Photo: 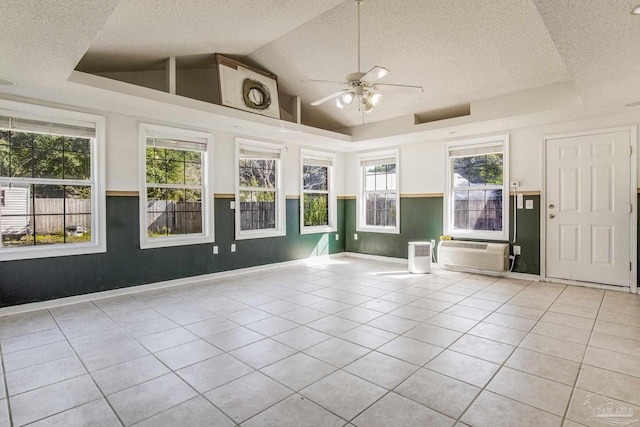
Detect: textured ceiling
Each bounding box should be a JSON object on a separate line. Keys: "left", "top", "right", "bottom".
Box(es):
{"left": 249, "top": 0, "right": 571, "bottom": 129}
{"left": 0, "top": 0, "right": 120, "bottom": 84}
{"left": 77, "top": 0, "right": 346, "bottom": 72}
{"left": 532, "top": 0, "right": 640, "bottom": 107}
{"left": 2, "top": 0, "right": 640, "bottom": 136}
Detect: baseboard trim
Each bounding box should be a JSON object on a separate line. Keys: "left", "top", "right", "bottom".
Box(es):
{"left": 540, "top": 277, "right": 631, "bottom": 293}
{"left": 342, "top": 252, "right": 408, "bottom": 264}
{"left": 0, "top": 253, "right": 349, "bottom": 317}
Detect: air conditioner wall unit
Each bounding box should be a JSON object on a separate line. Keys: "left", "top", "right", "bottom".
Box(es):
{"left": 438, "top": 240, "right": 509, "bottom": 272}
{"left": 408, "top": 241, "right": 431, "bottom": 274}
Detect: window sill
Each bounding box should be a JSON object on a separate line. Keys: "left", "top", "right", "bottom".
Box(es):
{"left": 140, "top": 234, "right": 214, "bottom": 249}
{"left": 235, "top": 229, "right": 286, "bottom": 240}
{"left": 300, "top": 225, "right": 337, "bottom": 235}
{"left": 0, "top": 242, "right": 106, "bottom": 262}
{"left": 356, "top": 226, "right": 400, "bottom": 235}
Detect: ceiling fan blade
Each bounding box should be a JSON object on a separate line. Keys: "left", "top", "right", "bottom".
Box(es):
{"left": 302, "top": 79, "right": 349, "bottom": 85}
{"left": 374, "top": 83, "right": 425, "bottom": 93}
{"left": 361, "top": 66, "right": 390, "bottom": 83}
{"left": 310, "top": 90, "right": 349, "bottom": 106}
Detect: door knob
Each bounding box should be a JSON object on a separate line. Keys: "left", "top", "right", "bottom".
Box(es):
{"left": 548, "top": 204, "right": 555, "bottom": 209}
{"left": 549, "top": 214, "right": 555, "bottom": 219}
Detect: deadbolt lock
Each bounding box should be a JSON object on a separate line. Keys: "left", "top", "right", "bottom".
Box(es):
{"left": 548, "top": 204, "right": 555, "bottom": 209}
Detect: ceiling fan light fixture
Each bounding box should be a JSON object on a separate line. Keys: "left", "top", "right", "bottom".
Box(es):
{"left": 363, "top": 99, "right": 375, "bottom": 113}
{"left": 632, "top": 5, "right": 640, "bottom": 15}
{"left": 341, "top": 91, "right": 355, "bottom": 105}
{"left": 336, "top": 98, "right": 344, "bottom": 109}
{"left": 369, "top": 92, "right": 382, "bottom": 106}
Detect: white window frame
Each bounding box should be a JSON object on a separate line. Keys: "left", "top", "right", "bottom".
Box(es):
{"left": 139, "top": 123, "right": 214, "bottom": 249}
{"left": 357, "top": 149, "right": 400, "bottom": 234}
{"left": 444, "top": 134, "right": 510, "bottom": 241}
{"left": 300, "top": 149, "right": 337, "bottom": 234}
{"left": 0, "top": 100, "right": 106, "bottom": 261}
{"left": 235, "top": 138, "right": 286, "bottom": 240}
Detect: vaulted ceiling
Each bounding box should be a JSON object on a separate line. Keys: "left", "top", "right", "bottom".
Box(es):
{"left": 1, "top": 0, "right": 640, "bottom": 138}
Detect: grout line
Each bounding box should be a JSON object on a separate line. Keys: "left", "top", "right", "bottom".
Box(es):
{"left": 560, "top": 291, "right": 606, "bottom": 424}
{"left": 0, "top": 262, "right": 637, "bottom": 426}
{"left": 0, "top": 340, "right": 14, "bottom": 427}
{"left": 45, "top": 310, "right": 126, "bottom": 427}
{"left": 89, "top": 299, "right": 241, "bottom": 426}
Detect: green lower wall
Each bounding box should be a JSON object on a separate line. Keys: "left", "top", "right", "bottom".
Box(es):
{"left": 345, "top": 197, "right": 443, "bottom": 259}
{"left": 345, "top": 195, "right": 541, "bottom": 275}
{"left": 0, "top": 197, "right": 345, "bottom": 307}
{"left": 3, "top": 192, "right": 637, "bottom": 307}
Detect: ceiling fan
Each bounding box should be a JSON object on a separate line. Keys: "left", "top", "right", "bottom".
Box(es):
{"left": 307, "top": 0, "right": 424, "bottom": 113}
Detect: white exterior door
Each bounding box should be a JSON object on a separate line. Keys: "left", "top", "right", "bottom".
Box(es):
{"left": 545, "top": 130, "right": 632, "bottom": 287}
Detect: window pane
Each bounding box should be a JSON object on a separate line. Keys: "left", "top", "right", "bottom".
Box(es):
{"left": 239, "top": 159, "right": 276, "bottom": 189}
{"left": 485, "top": 154, "right": 503, "bottom": 185}
{"left": 470, "top": 210, "right": 502, "bottom": 231}
{"left": 487, "top": 189, "right": 502, "bottom": 210}
{"left": 64, "top": 186, "right": 92, "bottom": 243}
{"left": 364, "top": 162, "right": 396, "bottom": 193}
{"left": 386, "top": 172, "right": 397, "bottom": 191}
{"left": 239, "top": 190, "right": 276, "bottom": 230}
{"left": 146, "top": 147, "right": 202, "bottom": 186}
{"left": 9, "top": 145, "right": 33, "bottom": 178}
{"left": 31, "top": 185, "right": 62, "bottom": 245}
{"left": 365, "top": 193, "right": 375, "bottom": 225}
{"left": 34, "top": 148, "right": 63, "bottom": 179}
{"left": 146, "top": 188, "right": 203, "bottom": 237}
{"left": 303, "top": 165, "right": 328, "bottom": 191}
{"left": 365, "top": 174, "right": 375, "bottom": 191}
{"left": 0, "top": 131, "right": 93, "bottom": 181}
{"left": 453, "top": 189, "right": 502, "bottom": 232}
{"left": 185, "top": 160, "right": 202, "bottom": 186}
{"left": 454, "top": 210, "right": 469, "bottom": 229}
{"left": 453, "top": 154, "right": 503, "bottom": 187}
{"left": 146, "top": 157, "right": 165, "bottom": 184}
{"left": 365, "top": 193, "right": 396, "bottom": 227}
{"left": 147, "top": 188, "right": 168, "bottom": 237}
{"left": 454, "top": 190, "right": 469, "bottom": 211}
{"left": 0, "top": 132, "right": 9, "bottom": 177}
{"left": 303, "top": 193, "right": 328, "bottom": 226}
{"left": 385, "top": 194, "right": 397, "bottom": 227}
{"left": 175, "top": 189, "right": 202, "bottom": 235}
{"left": 63, "top": 139, "right": 91, "bottom": 181}
{"left": 166, "top": 159, "right": 185, "bottom": 185}
{"left": 469, "top": 190, "right": 485, "bottom": 210}
{"left": 0, "top": 183, "right": 31, "bottom": 246}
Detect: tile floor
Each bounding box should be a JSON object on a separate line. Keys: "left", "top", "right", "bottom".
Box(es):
{"left": 0, "top": 257, "right": 639, "bottom": 426}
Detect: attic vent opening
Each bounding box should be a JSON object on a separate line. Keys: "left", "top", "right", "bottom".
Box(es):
{"left": 414, "top": 104, "right": 471, "bottom": 125}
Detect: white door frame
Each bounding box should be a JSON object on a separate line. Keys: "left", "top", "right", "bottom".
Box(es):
{"left": 540, "top": 125, "right": 638, "bottom": 293}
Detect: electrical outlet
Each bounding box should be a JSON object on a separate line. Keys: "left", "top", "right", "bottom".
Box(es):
{"left": 230, "top": 201, "right": 235, "bottom": 209}
{"left": 336, "top": 234, "right": 340, "bottom": 241}
{"left": 517, "top": 193, "right": 524, "bottom": 209}
{"left": 231, "top": 243, "right": 236, "bottom": 252}
{"left": 510, "top": 181, "right": 520, "bottom": 188}
{"left": 354, "top": 234, "right": 358, "bottom": 240}
{"left": 213, "top": 245, "right": 218, "bottom": 254}
{"left": 513, "top": 245, "right": 521, "bottom": 255}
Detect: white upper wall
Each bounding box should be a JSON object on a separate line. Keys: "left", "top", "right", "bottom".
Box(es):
{"left": 104, "top": 112, "right": 344, "bottom": 196}
{"left": 344, "top": 109, "right": 640, "bottom": 195}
